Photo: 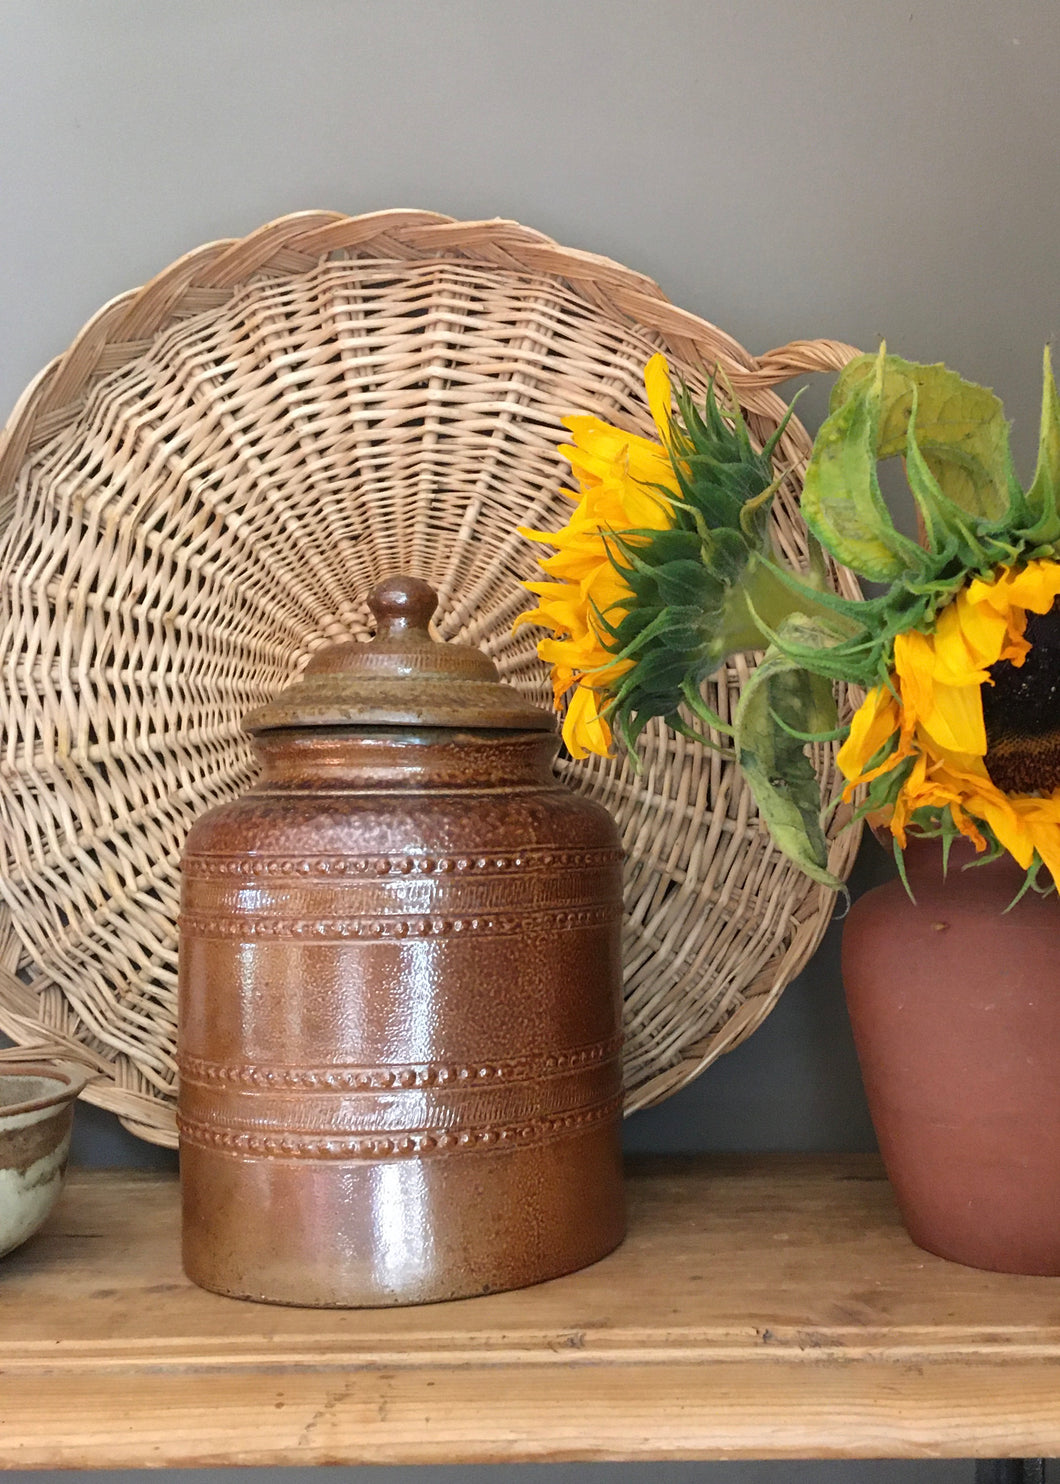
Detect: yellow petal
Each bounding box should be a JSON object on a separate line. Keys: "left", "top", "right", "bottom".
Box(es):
{"left": 582, "top": 561, "right": 633, "bottom": 616}
{"left": 644, "top": 353, "right": 674, "bottom": 443}
{"left": 561, "top": 684, "right": 613, "bottom": 760}
{"left": 874, "top": 557, "right": 1060, "bottom": 877}
{"left": 539, "top": 543, "right": 621, "bottom": 584}
{"left": 993, "top": 794, "right": 1060, "bottom": 885}
{"left": 917, "top": 679, "right": 987, "bottom": 756}
{"left": 518, "top": 521, "right": 571, "bottom": 546}
{"left": 977, "top": 797, "right": 1037, "bottom": 870}
{"left": 537, "top": 633, "right": 602, "bottom": 673}
{"left": 976, "top": 558, "right": 1060, "bottom": 616}
{"left": 561, "top": 422, "right": 678, "bottom": 513}
{"left": 837, "top": 686, "right": 901, "bottom": 782}
{"left": 891, "top": 630, "right": 938, "bottom": 743}
{"left": 616, "top": 473, "right": 675, "bottom": 529}
{"left": 932, "top": 598, "right": 1001, "bottom": 682}
{"left": 893, "top": 629, "right": 987, "bottom": 756}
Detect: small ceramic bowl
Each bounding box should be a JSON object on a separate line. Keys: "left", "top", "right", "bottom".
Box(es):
{"left": 0, "top": 1061, "right": 95, "bottom": 1258}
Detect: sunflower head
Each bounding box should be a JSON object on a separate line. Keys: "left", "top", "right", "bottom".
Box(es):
{"left": 515, "top": 353, "right": 802, "bottom": 756}
{"left": 592, "top": 365, "right": 804, "bottom": 754}
{"left": 824, "top": 348, "right": 1060, "bottom": 891}
{"left": 517, "top": 342, "right": 1060, "bottom": 895}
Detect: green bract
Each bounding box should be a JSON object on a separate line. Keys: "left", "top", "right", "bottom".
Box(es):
{"left": 592, "top": 378, "right": 807, "bottom": 752}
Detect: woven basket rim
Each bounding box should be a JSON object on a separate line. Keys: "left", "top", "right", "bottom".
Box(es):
{"left": 0, "top": 209, "right": 860, "bottom": 493}
{"left": 0, "top": 207, "right": 864, "bottom": 1143}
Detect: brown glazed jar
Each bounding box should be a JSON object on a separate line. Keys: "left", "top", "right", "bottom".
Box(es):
{"left": 178, "top": 576, "right": 625, "bottom": 1306}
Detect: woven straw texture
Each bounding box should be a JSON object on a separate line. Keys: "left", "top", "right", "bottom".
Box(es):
{"left": 0, "top": 210, "right": 862, "bottom": 1146}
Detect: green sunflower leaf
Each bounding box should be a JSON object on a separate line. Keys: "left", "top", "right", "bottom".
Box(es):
{"left": 802, "top": 367, "right": 932, "bottom": 582}
{"left": 622, "top": 526, "right": 700, "bottom": 565}
{"left": 703, "top": 526, "right": 753, "bottom": 586}
{"left": 733, "top": 618, "right": 845, "bottom": 888}
{"left": 902, "top": 390, "right": 984, "bottom": 565}
{"left": 739, "top": 478, "right": 779, "bottom": 549}
{"left": 669, "top": 375, "right": 784, "bottom": 545}
{"left": 831, "top": 350, "right": 1020, "bottom": 526}
{"left": 1024, "top": 346, "right": 1060, "bottom": 546}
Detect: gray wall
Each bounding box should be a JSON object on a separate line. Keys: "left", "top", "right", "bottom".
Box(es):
{"left": 3, "top": 2, "right": 1059, "bottom": 1478}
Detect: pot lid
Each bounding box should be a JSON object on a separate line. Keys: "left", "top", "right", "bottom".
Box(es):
{"left": 243, "top": 575, "right": 553, "bottom": 733}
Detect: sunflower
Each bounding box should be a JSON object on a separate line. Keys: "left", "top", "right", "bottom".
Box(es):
{"left": 838, "top": 560, "right": 1060, "bottom": 887}
{"left": 516, "top": 353, "right": 806, "bottom": 760}
{"left": 518, "top": 341, "right": 1060, "bottom": 892}
{"left": 803, "top": 346, "right": 1060, "bottom": 891}
{"left": 513, "top": 355, "right": 678, "bottom": 758}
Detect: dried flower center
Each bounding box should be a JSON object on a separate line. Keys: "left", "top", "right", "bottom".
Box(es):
{"left": 983, "top": 599, "right": 1060, "bottom": 793}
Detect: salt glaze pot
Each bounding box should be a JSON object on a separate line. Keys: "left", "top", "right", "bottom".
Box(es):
{"left": 178, "top": 576, "right": 626, "bottom": 1306}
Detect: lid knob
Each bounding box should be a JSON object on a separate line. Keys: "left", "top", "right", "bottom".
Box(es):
{"left": 242, "top": 572, "right": 553, "bottom": 735}
{"left": 368, "top": 576, "right": 439, "bottom": 640}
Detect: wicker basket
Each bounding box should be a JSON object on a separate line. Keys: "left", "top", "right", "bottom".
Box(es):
{"left": 0, "top": 210, "right": 862, "bottom": 1146}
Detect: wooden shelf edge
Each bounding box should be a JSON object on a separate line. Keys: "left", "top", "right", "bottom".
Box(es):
{"left": 4, "top": 1361, "right": 1059, "bottom": 1466}
{"left": 4, "top": 1156, "right": 1060, "bottom": 1464}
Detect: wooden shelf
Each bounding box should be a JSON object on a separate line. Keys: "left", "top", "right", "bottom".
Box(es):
{"left": 3, "top": 1155, "right": 1059, "bottom": 1466}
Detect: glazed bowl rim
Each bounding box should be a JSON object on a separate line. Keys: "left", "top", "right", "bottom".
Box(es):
{"left": 0, "top": 1061, "right": 95, "bottom": 1119}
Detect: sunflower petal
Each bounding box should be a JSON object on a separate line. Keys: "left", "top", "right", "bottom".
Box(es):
{"left": 988, "top": 558, "right": 1060, "bottom": 615}
{"left": 561, "top": 684, "right": 613, "bottom": 760}
{"left": 644, "top": 353, "right": 674, "bottom": 443}
{"left": 837, "top": 686, "right": 902, "bottom": 782}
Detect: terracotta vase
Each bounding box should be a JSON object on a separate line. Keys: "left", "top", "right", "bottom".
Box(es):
{"left": 842, "top": 837, "right": 1060, "bottom": 1273}
{"left": 178, "top": 576, "right": 626, "bottom": 1307}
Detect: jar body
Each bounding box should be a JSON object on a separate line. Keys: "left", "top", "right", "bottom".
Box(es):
{"left": 842, "top": 839, "right": 1060, "bottom": 1274}
{"left": 178, "top": 728, "right": 625, "bottom": 1305}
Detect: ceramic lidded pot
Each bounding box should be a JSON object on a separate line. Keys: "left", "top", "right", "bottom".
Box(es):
{"left": 178, "top": 576, "right": 626, "bottom": 1306}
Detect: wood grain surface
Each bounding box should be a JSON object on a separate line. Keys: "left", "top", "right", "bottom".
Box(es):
{"left": 2, "top": 1155, "right": 1059, "bottom": 1465}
